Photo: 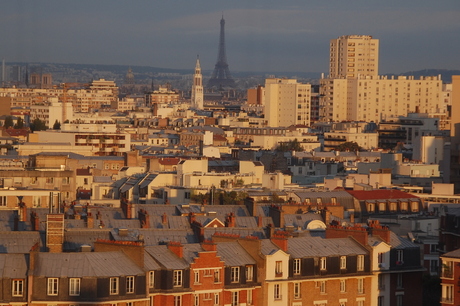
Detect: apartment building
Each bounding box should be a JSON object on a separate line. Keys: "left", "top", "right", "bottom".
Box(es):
{"left": 265, "top": 78, "right": 311, "bottom": 128}
{"left": 329, "top": 35, "right": 379, "bottom": 79}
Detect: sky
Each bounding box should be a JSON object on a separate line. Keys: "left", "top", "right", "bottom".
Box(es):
{"left": 1, "top": 0, "right": 460, "bottom": 75}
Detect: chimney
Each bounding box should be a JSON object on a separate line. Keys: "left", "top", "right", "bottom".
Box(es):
{"left": 189, "top": 212, "right": 196, "bottom": 224}
{"left": 326, "top": 224, "right": 368, "bottom": 246}
{"left": 162, "top": 212, "right": 168, "bottom": 225}
{"left": 368, "top": 220, "right": 391, "bottom": 244}
{"left": 19, "top": 203, "right": 27, "bottom": 222}
{"left": 30, "top": 212, "right": 40, "bottom": 231}
{"left": 350, "top": 213, "right": 355, "bottom": 224}
{"left": 257, "top": 215, "right": 263, "bottom": 227}
{"left": 46, "top": 214, "right": 64, "bottom": 253}
{"left": 226, "top": 212, "right": 236, "bottom": 227}
{"left": 86, "top": 213, "right": 94, "bottom": 229}
{"left": 202, "top": 239, "right": 217, "bottom": 252}
{"left": 271, "top": 231, "right": 289, "bottom": 252}
{"left": 168, "top": 241, "right": 183, "bottom": 258}
{"left": 138, "top": 209, "right": 150, "bottom": 229}
{"left": 321, "top": 209, "right": 331, "bottom": 225}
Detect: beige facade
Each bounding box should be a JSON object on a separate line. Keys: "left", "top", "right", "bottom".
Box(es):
{"left": 329, "top": 35, "right": 379, "bottom": 79}
{"left": 265, "top": 78, "right": 311, "bottom": 127}
{"left": 320, "top": 75, "right": 443, "bottom": 122}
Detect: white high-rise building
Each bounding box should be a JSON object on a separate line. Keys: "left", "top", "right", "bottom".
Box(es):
{"left": 329, "top": 35, "right": 379, "bottom": 79}
{"left": 191, "top": 57, "right": 203, "bottom": 109}
{"left": 265, "top": 78, "right": 311, "bottom": 127}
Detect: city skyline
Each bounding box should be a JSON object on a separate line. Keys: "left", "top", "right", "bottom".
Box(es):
{"left": 1, "top": 0, "right": 459, "bottom": 75}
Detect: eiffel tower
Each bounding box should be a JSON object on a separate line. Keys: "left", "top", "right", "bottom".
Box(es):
{"left": 207, "top": 15, "right": 236, "bottom": 89}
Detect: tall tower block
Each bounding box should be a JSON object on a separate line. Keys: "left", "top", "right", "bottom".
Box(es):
{"left": 191, "top": 56, "right": 204, "bottom": 109}
{"left": 207, "top": 15, "right": 236, "bottom": 88}
{"left": 329, "top": 35, "right": 379, "bottom": 78}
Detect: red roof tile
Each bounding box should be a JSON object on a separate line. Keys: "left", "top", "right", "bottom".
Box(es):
{"left": 346, "top": 189, "right": 419, "bottom": 200}
{"left": 159, "top": 158, "right": 180, "bottom": 165}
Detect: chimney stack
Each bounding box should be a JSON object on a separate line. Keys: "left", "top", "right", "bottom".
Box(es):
{"left": 168, "top": 241, "right": 183, "bottom": 258}
{"left": 226, "top": 212, "right": 236, "bottom": 227}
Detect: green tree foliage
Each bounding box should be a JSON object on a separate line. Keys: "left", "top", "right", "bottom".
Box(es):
{"left": 30, "top": 118, "right": 47, "bottom": 132}
{"left": 53, "top": 120, "right": 61, "bottom": 130}
{"left": 335, "top": 141, "right": 361, "bottom": 152}
{"left": 277, "top": 138, "right": 303, "bottom": 152}
{"left": 13, "top": 118, "right": 24, "bottom": 129}
{"left": 3, "top": 116, "right": 14, "bottom": 129}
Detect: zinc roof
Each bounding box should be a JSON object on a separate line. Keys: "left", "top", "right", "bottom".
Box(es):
{"left": 144, "top": 245, "right": 188, "bottom": 269}
{"left": 0, "top": 253, "right": 28, "bottom": 278}
{"left": 33, "top": 252, "right": 145, "bottom": 277}
{"left": 216, "top": 242, "right": 256, "bottom": 267}
{"left": 0, "top": 231, "right": 42, "bottom": 253}
{"left": 287, "top": 236, "right": 368, "bottom": 258}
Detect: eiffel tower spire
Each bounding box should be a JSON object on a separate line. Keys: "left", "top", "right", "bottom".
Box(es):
{"left": 207, "top": 15, "right": 235, "bottom": 89}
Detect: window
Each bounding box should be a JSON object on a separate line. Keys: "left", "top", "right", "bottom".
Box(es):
{"left": 247, "top": 289, "right": 253, "bottom": 304}
{"left": 0, "top": 196, "right": 7, "bottom": 206}
{"left": 378, "top": 296, "right": 384, "bottom": 306}
{"left": 214, "top": 293, "right": 219, "bottom": 306}
{"left": 294, "top": 258, "right": 301, "bottom": 275}
{"left": 47, "top": 278, "right": 59, "bottom": 296}
{"left": 275, "top": 261, "right": 282, "bottom": 275}
{"left": 194, "top": 271, "right": 200, "bottom": 284}
{"left": 62, "top": 177, "right": 70, "bottom": 184}
{"left": 340, "top": 279, "right": 346, "bottom": 292}
{"left": 274, "top": 283, "right": 282, "bottom": 300}
{"left": 378, "top": 274, "right": 384, "bottom": 290}
{"left": 357, "top": 278, "right": 364, "bottom": 294}
{"left": 173, "top": 270, "right": 183, "bottom": 287}
{"left": 443, "top": 260, "right": 454, "bottom": 278}
{"left": 442, "top": 284, "right": 454, "bottom": 303}
{"left": 397, "top": 250, "right": 404, "bottom": 264}
{"left": 110, "top": 277, "right": 119, "bottom": 295}
{"left": 246, "top": 265, "right": 254, "bottom": 281}
{"left": 231, "top": 267, "right": 240, "bottom": 283}
{"left": 33, "top": 196, "right": 41, "bottom": 207}
{"left": 396, "top": 273, "right": 403, "bottom": 289}
{"left": 319, "top": 281, "right": 326, "bottom": 293}
{"left": 31, "top": 177, "right": 37, "bottom": 184}
{"left": 126, "top": 276, "right": 134, "bottom": 294}
{"left": 357, "top": 300, "right": 364, "bottom": 306}
{"left": 46, "top": 177, "right": 54, "bottom": 184}
{"left": 378, "top": 252, "right": 384, "bottom": 264}
{"left": 320, "top": 257, "right": 327, "bottom": 270}
{"left": 148, "top": 271, "right": 155, "bottom": 288}
{"left": 294, "top": 282, "right": 301, "bottom": 299}
{"left": 340, "top": 256, "right": 347, "bottom": 269}
{"left": 174, "top": 295, "right": 182, "bottom": 306}
{"left": 194, "top": 294, "right": 199, "bottom": 306}
{"left": 396, "top": 295, "right": 403, "bottom": 306}
{"left": 357, "top": 255, "right": 364, "bottom": 271}
{"left": 214, "top": 269, "right": 220, "bottom": 283}
{"left": 69, "top": 278, "right": 80, "bottom": 296}
{"left": 231, "top": 291, "right": 239, "bottom": 306}
{"left": 12, "top": 279, "right": 24, "bottom": 297}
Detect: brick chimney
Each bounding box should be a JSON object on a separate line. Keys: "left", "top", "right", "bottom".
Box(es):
{"left": 257, "top": 215, "right": 263, "bottom": 227}
{"left": 321, "top": 208, "right": 332, "bottom": 225}
{"left": 226, "top": 212, "right": 236, "bottom": 227}
{"left": 86, "top": 213, "right": 94, "bottom": 229}
{"left": 202, "top": 239, "right": 217, "bottom": 251}
{"left": 325, "top": 224, "right": 368, "bottom": 246}
{"left": 168, "top": 241, "right": 183, "bottom": 258}
{"left": 162, "top": 212, "right": 168, "bottom": 225}
{"left": 368, "top": 220, "right": 391, "bottom": 243}
{"left": 350, "top": 213, "right": 355, "bottom": 224}
{"left": 271, "top": 231, "right": 290, "bottom": 252}
{"left": 46, "top": 214, "right": 64, "bottom": 253}
{"left": 138, "top": 209, "right": 150, "bottom": 229}
{"left": 30, "top": 212, "right": 40, "bottom": 231}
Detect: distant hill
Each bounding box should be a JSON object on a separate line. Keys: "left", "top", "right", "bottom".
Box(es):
{"left": 389, "top": 69, "right": 460, "bottom": 83}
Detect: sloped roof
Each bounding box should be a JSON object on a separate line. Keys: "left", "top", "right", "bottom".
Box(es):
{"left": 347, "top": 190, "right": 419, "bottom": 201}
{"left": 34, "top": 252, "right": 145, "bottom": 277}
{"left": 287, "top": 236, "right": 368, "bottom": 258}
{"left": 63, "top": 229, "right": 111, "bottom": 251}
{"left": 216, "top": 242, "right": 256, "bottom": 267}
{"left": 139, "top": 228, "right": 198, "bottom": 245}
{"left": 144, "top": 245, "right": 188, "bottom": 269}
{"left": 204, "top": 228, "right": 266, "bottom": 240}
{"left": 0, "top": 254, "right": 28, "bottom": 278}
{"left": 0, "top": 231, "right": 42, "bottom": 253}
{"left": 388, "top": 232, "right": 419, "bottom": 249}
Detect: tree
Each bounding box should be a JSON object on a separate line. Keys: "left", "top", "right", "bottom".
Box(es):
{"left": 13, "top": 118, "right": 24, "bottom": 129}
{"left": 30, "top": 118, "right": 47, "bottom": 132}
{"left": 53, "top": 120, "right": 61, "bottom": 130}
{"left": 277, "top": 138, "right": 303, "bottom": 152}
{"left": 3, "top": 116, "right": 14, "bottom": 129}
{"left": 335, "top": 141, "right": 361, "bottom": 152}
